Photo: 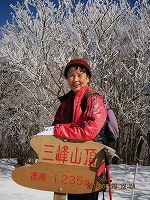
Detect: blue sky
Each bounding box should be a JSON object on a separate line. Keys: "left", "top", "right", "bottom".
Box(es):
{"left": 0, "top": 0, "right": 137, "bottom": 27}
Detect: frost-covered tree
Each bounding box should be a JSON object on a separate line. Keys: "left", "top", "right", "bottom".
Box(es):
{"left": 0, "top": 0, "right": 149, "bottom": 165}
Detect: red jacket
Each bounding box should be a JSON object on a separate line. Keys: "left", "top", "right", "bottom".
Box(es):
{"left": 53, "top": 85, "right": 107, "bottom": 141}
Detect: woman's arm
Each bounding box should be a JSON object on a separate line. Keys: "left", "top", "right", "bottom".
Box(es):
{"left": 54, "top": 94, "right": 107, "bottom": 141}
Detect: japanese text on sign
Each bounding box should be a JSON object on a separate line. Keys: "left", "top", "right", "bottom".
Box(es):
{"left": 41, "top": 144, "right": 99, "bottom": 167}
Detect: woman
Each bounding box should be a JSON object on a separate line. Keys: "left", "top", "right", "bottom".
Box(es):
{"left": 52, "top": 58, "right": 107, "bottom": 200}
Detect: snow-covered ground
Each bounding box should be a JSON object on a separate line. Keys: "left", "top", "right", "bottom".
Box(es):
{"left": 0, "top": 159, "right": 150, "bottom": 200}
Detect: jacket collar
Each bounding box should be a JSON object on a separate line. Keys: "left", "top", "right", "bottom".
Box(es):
{"left": 58, "top": 85, "right": 92, "bottom": 103}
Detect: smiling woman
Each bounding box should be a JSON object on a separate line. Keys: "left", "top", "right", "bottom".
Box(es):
{"left": 51, "top": 57, "right": 107, "bottom": 200}
{"left": 67, "top": 67, "right": 90, "bottom": 93}
{"left": 64, "top": 58, "right": 91, "bottom": 93}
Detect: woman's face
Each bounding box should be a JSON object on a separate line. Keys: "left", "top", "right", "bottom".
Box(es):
{"left": 67, "top": 66, "right": 90, "bottom": 93}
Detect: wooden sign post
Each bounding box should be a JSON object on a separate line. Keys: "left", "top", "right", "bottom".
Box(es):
{"left": 54, "top": 192, "right": 66, "bottom": 200}
{"left": 12, "top": 136, "right": 116, "bottom": 198}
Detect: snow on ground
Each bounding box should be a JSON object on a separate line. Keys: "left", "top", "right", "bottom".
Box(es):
{"left": 0, "top": 159, "right": 150, "bottom": 200}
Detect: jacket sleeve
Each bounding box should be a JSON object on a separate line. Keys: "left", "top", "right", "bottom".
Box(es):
{"left": 54, "top": 94, "right": 107, "bottom": 141}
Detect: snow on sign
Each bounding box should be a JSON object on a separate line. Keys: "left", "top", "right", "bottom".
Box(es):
{"left": 12, "top": 136, "right": 116, "bottom": 194}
